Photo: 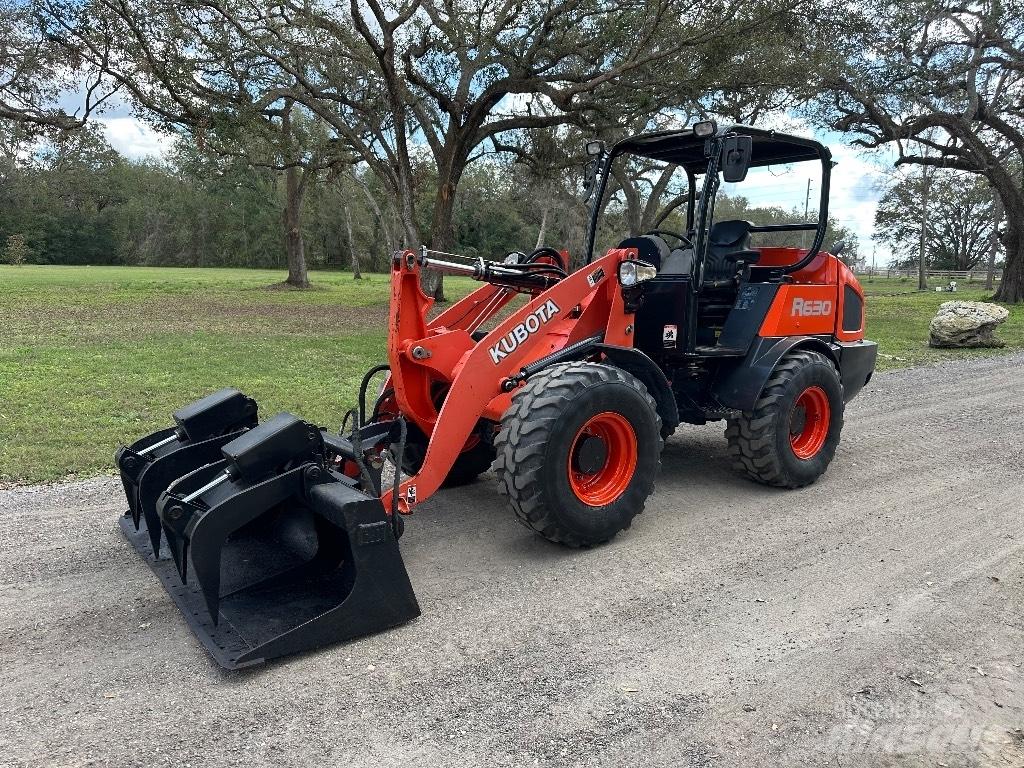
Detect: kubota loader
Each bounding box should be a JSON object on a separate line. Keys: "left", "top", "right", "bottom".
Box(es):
{"left": 116, "top": 123, "right": 877, "bottom": 668}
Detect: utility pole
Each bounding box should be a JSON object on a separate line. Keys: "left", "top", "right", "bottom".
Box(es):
{"left": 986, "top": 195, "right": 1002, "bottom": 292}
{"left": 918, "top": 163, "right": 930, "bottom": 291}
{"left": 803, "top": 178, "right": 813, "bottom": 249}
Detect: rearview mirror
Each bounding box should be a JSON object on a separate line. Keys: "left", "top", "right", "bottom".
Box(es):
{"left": 721, "top": 135, "right": 753, "bottom": 183}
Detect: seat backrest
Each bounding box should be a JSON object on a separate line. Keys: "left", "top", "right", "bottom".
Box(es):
{"left": 705, "top": 219, "right": 755, "bottom": 282}
{"left": 616, "top": 235, "right": 670, "bottom": 271}
{"left": 659, "top": 248, "right": 694, "bottom": 275}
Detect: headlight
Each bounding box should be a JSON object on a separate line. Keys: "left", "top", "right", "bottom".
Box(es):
{"left": 618, "top": 260, "right": 657, "bottom": 287}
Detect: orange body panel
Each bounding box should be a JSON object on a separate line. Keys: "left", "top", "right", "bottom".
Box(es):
{"left": 756, "top": 247, "right": 836, "bottom": 284}
{"left": 756, "top": 249, "right": 866, "bottom": 342}
{"left": 759, "top": 283, "right": 839, "bottom": 337}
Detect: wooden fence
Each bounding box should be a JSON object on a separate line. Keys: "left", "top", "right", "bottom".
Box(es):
{"left": 856, "top": 267, "right": 1002, "bottom": 282}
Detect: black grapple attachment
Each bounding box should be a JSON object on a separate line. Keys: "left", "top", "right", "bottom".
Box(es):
{"left": 116, "top": 394, "right": 419, "bottom": 669}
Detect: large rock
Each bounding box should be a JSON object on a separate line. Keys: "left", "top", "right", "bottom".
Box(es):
{"left": 929, "top": 300, "right": 1009, "bottom": 348}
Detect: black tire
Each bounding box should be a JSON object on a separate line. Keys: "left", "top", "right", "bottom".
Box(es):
{"left": 401, "top": 424, "right": 496, "bottom": 488}
{"left": 438, "top": 440, "right": 496, "bottom": 486}
{"left": 725, "top": 349, "right": 844, "bottom": 488}
{"left": 493, "top": 361, "right": 662, "bottom": 547}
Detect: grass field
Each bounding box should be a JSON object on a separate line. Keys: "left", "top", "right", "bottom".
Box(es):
{"left": 1, "top": 265, "right": 1021, "bottom": 483}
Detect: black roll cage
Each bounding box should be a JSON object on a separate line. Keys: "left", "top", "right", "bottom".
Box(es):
{"left": 583, "top": 124, "right": 833, "bottom": 281}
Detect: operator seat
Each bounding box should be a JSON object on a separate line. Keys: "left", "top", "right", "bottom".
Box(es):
{"left": 704, "top": 219, "right": 760, "bottom": 285}
{"left": 698, "top": 220, "right": 761, "bottom": 335}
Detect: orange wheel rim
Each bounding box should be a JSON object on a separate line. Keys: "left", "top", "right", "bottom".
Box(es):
{"left": 568, "top": 412, "right": 638, "bottom": 506}
{"left": 790, "top": 386, "right": 831, "bottom": 459}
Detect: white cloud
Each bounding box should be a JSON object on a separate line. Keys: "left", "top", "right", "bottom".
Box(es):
{"left": 97, "top": 117, "right": 176, "bottom": 159}
{"left": 51, "top": 74, "right": 174, "bottom": 160}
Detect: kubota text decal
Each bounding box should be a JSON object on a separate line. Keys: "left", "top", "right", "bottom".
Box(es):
{"left": 489, "top": 300, "right": 561, "bottom": 364}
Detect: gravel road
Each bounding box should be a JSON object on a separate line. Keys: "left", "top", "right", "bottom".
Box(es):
{"left": 2, "top": 353, "right": 1023, "bottom": 767}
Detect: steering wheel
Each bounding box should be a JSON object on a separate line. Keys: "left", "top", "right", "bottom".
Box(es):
{"left": 644, "top": 229, "right": 693, "bottom": 249}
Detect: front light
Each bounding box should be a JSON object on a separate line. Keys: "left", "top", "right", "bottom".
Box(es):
{"left": 618, "top": 259, "right": 657, "bottom": 287}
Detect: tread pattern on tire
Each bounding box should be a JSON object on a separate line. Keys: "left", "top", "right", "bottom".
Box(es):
{"left": 492, "top": 361, "right": 662, "bottom": 547}
{"left": 725, "top": 349, "right": 843, "bottom": 488}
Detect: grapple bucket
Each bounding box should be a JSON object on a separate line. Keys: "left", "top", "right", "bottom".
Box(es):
{"left": 118, "top": 408, "right": 420, "bottom": 669}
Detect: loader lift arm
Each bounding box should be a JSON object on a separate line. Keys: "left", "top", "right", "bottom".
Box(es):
{"left": 382, "top": 247, "right": 639, "bottom": 514}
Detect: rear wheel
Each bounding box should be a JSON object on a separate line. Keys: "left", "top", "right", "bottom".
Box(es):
{"left": 493, "top": 362, "right": 662, "bottom": 547}
{"left": 725, "top": 349, "right": 843, "bottom": 488}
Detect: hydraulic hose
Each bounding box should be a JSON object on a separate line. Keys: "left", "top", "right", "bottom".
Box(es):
{"left": 388, "top": 417, "right": 408, "bottom": 536}
{"left": 358, "top": 364, "right": 392, "bottom": 426}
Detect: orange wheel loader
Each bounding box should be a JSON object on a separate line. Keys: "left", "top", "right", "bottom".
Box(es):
{"left": 115, "top": 123, "right": 877, "bottom": 668}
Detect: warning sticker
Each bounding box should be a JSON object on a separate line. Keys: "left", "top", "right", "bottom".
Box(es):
{"left": 663, "top": 324, "right": 678, "bottom": 348}
{"left": 734, "top": 285, "right": 759, "bottom": 310}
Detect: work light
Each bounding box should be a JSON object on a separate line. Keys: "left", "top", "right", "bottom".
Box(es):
{"left": 692, "top": 120, "right": 717, "bottom": 138}
{"left": 618, "top": 260, "right": 657, "bottom": 287}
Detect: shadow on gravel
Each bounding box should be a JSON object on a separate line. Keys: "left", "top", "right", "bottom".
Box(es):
{"left": 397, "top": 426, "right": 751, "bottom": 568}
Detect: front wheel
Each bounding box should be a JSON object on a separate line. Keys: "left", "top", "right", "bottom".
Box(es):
{"left": 725, "top": 349, "right": 844, "bottom": 488}
{"left": 493, "top": 362, "right": 663, "bottom": 547}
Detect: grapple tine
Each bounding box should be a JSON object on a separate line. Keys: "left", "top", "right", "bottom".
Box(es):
{"left": 146, "top": 509, "right": 163, "bottom": 561}
{"left": 158, "top": 461, "right": 228, "bottom": 582}
{"left": 163, "top": 527, "right": 187, "bottom": 581}
{"left": 188, "top": 533, "right": 222, "bottom": 623}
{"left": 115, "top": 432, "right": 175, "bottom": 530}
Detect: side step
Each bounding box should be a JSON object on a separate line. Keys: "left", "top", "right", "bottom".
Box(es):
{"left": 690, "top": 345, "right": 746, "bottom": 358}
